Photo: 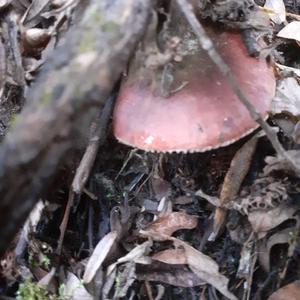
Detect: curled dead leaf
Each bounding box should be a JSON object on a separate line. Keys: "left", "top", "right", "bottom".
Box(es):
{"left": 171, "top": 238, "right": 238, "bottom": 300}
{"left": 258, "top": 228, "right": 295, "bottom": 271}
{"left": 141, "top": 211, "right": 198, "bottom": 240}
{"left": 248, "top": 205, "right": 298, "bottom": 239}
{"left": 152, "top": 248, "right": 187, "bottom": 265}
{"left": 141, "top": 226, "right": 236, "bottom": 298}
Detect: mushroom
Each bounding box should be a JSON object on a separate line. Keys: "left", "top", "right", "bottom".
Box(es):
{"left": 113, "top": 15, "right": 276, "bottom": 153}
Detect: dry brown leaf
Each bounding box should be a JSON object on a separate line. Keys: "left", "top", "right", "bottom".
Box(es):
{"left": 107, "top": 240, "right": 153, "bottom": 275}
{"left": 212, "top": 135, "right": 258, "bottom": 240}
{"left": 276, "top": 63, "right": 300, "bottom": 77}
{"left": 83, "top": 231, "right": 118, "bottom": 284}
{"left": 271, "top": 77, "right": 300, "bottom": 117}
{"left": 142, "top": 211, "right": 198, "bottom": 240}
{"left": 174, "top": 195, "right": 194, "bottom": 205}
{"left": 172, "top": 238, "right": 238, "bottom": 300}
{"left": 136, "top": 262, "right": 205, "bottom": 288}
{"left": 152, "top": 248, "right": 187, "bottom": 265}
{"left": 140, "top": 229, "right": 236, "bottom": 298}
{"left": 248, "top": 205, "right": 298, "bottom": 239}
{"left": 268, "top": 280, "right": 300, "bottom": 300}
{"left": 277, "top": 21, "right": 300, "bottom": 42}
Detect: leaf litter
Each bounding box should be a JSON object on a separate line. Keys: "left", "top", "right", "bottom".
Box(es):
{"left": 1, "top": 0, "right": 300, "bottom": 299}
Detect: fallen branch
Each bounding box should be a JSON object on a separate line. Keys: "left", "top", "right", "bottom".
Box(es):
{"left": 0, "top": 0, "right": 151, "bottom": 256}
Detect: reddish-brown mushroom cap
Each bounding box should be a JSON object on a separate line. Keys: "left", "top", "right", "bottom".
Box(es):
{"left": 113, "top": 26, "right": 275, "bottom": 153}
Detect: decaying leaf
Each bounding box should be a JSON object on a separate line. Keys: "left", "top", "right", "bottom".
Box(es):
{"left": 113, "top": 262, "right": 136, "bottom": 298}
{"left": 152, "top": 248, "right": 187, "bottom": 265}
{"left": 136, "top": 262, "right": 205, "bottom": 288}
{"left": 277, "top": 21, "right": 300, "bottom": 43}
{"left": 230, "top": 176, "right": 289, "bottom": 214}
{"left": 83, "top": 231, "right": 118, "bottom": 284}
{"left": 237, "top": 237, "right": 255, "bottom": 279}
{"left": 264, "top": 0, "right": 286, "bottom": 24}
{"left": 276, "top": 63, "right": 300, "bottom": 77}
{"left": 258, "top": 227, "right": 296, "bottom": 271}
{"left": 141, "top": 211, "right": 198, "bottom": 240}
{"left": 267, "top": 280, "right": 300, "bottom": 300}
{"left": 248, "top": 204, "right": 298, "bottom": 239}
{"left": 171, "top": 238, "right": 237, "bottom": 300}
{"left": 264, "top": 150, "right": 300, "bottom": 175}
{"left": 107, "top": 240, "right": 153, "bottom": 275}
{"left": 140, "top": 226, "right": 236, "bottom": 299}
{"left": 212, "top": 135, "right": 258, "bottom": 240}
{"left": 64, "top": 272, "right": 93, "bottom": 300}
{"left": 271, "top": 77, "right": 300, "bottom": 117}
{"left": 102, "top": 267, "right": 117, "bottom": 300}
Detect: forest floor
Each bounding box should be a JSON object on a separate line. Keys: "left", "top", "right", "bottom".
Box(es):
{"left": 0, "top": 0, "right": 300, "bottom": 299}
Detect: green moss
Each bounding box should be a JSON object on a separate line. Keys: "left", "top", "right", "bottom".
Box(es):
{"left": 16, "top": 280, "right": 66, "bottom": 300}
{"left": 16, "top": 280, "right": 51, "bottom": 300}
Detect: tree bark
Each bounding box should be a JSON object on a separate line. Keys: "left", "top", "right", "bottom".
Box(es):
{"left": 0, "top": 0, "right": 151, "bottom": 256}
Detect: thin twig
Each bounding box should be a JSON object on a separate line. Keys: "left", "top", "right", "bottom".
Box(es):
{"left": 56, "top": 190, "right": 74, "bottom": 255}
{"left": 72, "top": 95, "right": 115, "bottom": 194}
{"left": 57, "top": 95, "right": 115, "bottom": 254}
{"left": 176, "top": 0, "right": 300, "bottom": 176}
